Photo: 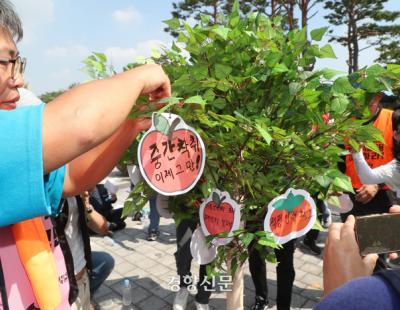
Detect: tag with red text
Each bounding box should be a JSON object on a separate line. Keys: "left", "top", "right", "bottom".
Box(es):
{"left": 264, "top": 188, "right": 316, "bottom": 244}
{"left": 199, "top": 189, "right": 240, "bottom": 245}
{"left": 138, "top": 113, "right": 206, "bottom": 196}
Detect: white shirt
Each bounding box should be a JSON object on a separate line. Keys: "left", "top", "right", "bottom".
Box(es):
{"left": 64, "top": 197, "right": 86, "bottom": 275}
{"left": 352, "top": 150, "right": 400, "bottom": 190}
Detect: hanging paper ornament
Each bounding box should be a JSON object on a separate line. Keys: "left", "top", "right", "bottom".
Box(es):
{"left": 199, "top": 189, "right": 240, "bottom": 245}
{"left": 138, "top": 112, "right": 206, "bottom": 196}
{"left": 264, "top": 188, "right": 316, "bottom": 245}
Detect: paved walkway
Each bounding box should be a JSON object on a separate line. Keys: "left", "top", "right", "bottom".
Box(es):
{"left": 92, "top": 172, "right": 326, "bottom": 310}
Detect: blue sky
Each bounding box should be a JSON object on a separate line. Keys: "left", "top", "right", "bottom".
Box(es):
{"left": 12, "top": 0, "right": 400, "bottom": 96}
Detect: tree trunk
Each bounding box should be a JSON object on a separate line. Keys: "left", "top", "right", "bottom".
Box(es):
{"left": 351, "top": 15, "right": 359, "bottom": 72}
{"left": 347, "top": 9, "right": 353, "bottom": 74}
{"left": 271, "top": 0, "right": 276, "bottom": 17}
{"left": 212, "top": 0, "right": 218, "bottom": 24}
{"left": 300, "top": 0, "right": 308, "bottom": 29}
{"left": 226, "top": 196, "right": 244, "bottom": 310}
{"left": 288, "top": 1, "right": 295, "bottom": 30}
{"left": 226, "top": 255, "right": 245, "bottom": 310}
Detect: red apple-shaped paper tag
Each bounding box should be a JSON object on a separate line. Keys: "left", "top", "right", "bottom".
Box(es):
{"left": 138, "top": 113, "right": 206, "bottom": 196}
{"left": 264, "top": 188, "right": 316, "bottom": 245}
{"left": 199, "top": 189, "right": 240, "bottom": 245}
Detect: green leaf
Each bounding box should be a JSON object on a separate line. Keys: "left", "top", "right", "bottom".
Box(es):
{"left": 258, "top": 237, "right": 278, "bottom": 248}
{"left": 184, "top": 95, "right": 206, "bottom": 106}
{"left": 212, "top": 192, "right": 221, "bottom": 205}
{"left": 163, "top": 18, "right": 180, "bottom": 30}
{"left": 388, "top": 64, "right": 400, "bottom": 75}
{"left": 366, "top": 64, "right": 385, "bottom": 76}
{"left": 319, "top": 44, "right": 336, "bottom": 58}
{"left": 255, "top": 124, "right": 272, "bottom": 145}
{"left": 254, "top": 231, "right": 267, "bottom": 238}
{"left": 240, "top": 233, "right": 255, "bottom": 247}
{"left": 273, "top": 191, "right": 305, "bottom": 212}
{"left": 122, "top": 200, "right": 134, "bottom": 217}
{"left": 200, "top": 14, "right": 211, "bottom": 24}
{"left": 291, "top": 133, "right": 306, "bottom": 147}
{"left": 348, "top": 139, "right": 360, "bottom": 152}
{"left": 191, "top": 65, "right": 209, "bottom": 80}
{"left": 266, "top": 252, "right": 278, "bottom": 263}
{"left": 212, "top": 27, "right": 230, "bottom": 40}
{"left": 364, "top": 141, "right": 382, "bottom": 156}
{"left": 332, "top": 176, "right": 354, "bottom": 193}
{"left": 230, "top": 14, "right": 240, "bottom": 27}
{"left": 327, "top": 195, "right": 340, "bottom": 208}
{"left": 266, "top": 52, "right": 282, "bottom": 67}
{"left": 272, "top": 63, "right": 289, "bottom": 74}
{"left": 378, "top": 76, "right": 393, "bottom": 92}
{"left": 360, "top": 76, "right": 380, "bottom": 92}
{"left": 151, "top": 48, "right": 161, "bottom": 59}
{"left": 310, "top": 27, "right": 328, "bottom": 41}
{"left": 215, "top": 64, "right": 232, "bottom": 80}
{"left": 331, "top": 94, "right": 350, "bottom": 113}
{"left": 301, "top": 89, "right": 321, "bottom": 104}
{"left": 319, "top": 68, "right": 344, "bottom": 79}
{"left": 292, "top": 27, "right": 307, "bottom": 45}
{"left": 314, "top": 175, "right": 332, "bottom": 188}
{"left": 177, "top": 32, "right": 189, "bottom": 43}
{"left": 93, "top": 52, "right": 107, "bottom": 62}
{"left": 289, "top": 82, "right": 301, "bottom": 95}
{"left": 332, "top": 77, "right": 355, "bottom": 94}
{"left": 156, "top": 97, "right": 183, "bottom": 114}
{"left": 154, "top": 114, "right": 170, "bottom": 135}
{"left": 213, "top": 98, "right": 226, "bottom": 110}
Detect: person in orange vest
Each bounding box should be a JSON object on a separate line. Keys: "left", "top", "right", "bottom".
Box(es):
{"left": 341, "top": 92, "right": 395, "bottom": 221}
{"left": 350, "top": 108, "right": 400, "bottom": 191}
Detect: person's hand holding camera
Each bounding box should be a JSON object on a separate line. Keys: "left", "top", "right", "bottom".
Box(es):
{"left": 323, "top": 215, "right": 378, "bottom": 296}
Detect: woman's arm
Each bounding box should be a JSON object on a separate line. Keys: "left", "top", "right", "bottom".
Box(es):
{"left": 352, "top": 150, "right": 399, "bottom": 189}
{"left": 62, "top": 118, "right": 149, "bottom": 196}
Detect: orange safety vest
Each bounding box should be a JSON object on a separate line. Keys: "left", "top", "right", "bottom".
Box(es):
{"left": 345, "top": 108, "right": 394, "bottom": 189}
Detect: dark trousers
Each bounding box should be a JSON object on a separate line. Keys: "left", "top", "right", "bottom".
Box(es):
{"left": 304, "top": 229, "right": 319, "bottom": 242}
{"left": 249, "top": 239, "right": 296, "bottom": 310}
{"left": 174, "top": 219, "right": 212, "bottom": 304}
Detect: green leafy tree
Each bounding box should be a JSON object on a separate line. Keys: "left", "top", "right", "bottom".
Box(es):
{"left": 39, "top": 90, "right": 64, "bottom": 104}
{"left": 375, "top": 30, "right": 400, "bottom": 65}
{"left": 133, "top": 5, "right": 400, "bottom": 273}
{"left": 39, "top": 83, "right": 79, "bottom": 103}
{"left": 83, "top": 3, "right": 400, "bottom": 275}
{"left": 324, "top": 0, "right": 400, "bottom": 73}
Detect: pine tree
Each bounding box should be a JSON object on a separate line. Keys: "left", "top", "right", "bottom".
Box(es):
{"left": 165, "top": 0, "right": 270, "bottom": 36}
{"left": 324, "top": 0, "right": 400, "bottom": 73}
{"left": 296, "top": 0, "right": 325, "bottom": 29}
{"left": 278, "top": 0, "right": 324, "bottom": 31}
{"left": 376, "top": 40, "right": 400, "bottom": 64}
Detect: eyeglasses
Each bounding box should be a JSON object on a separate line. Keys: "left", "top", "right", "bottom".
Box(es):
{"left": 0, "top": 56, "right": 26, "bottom": 79}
